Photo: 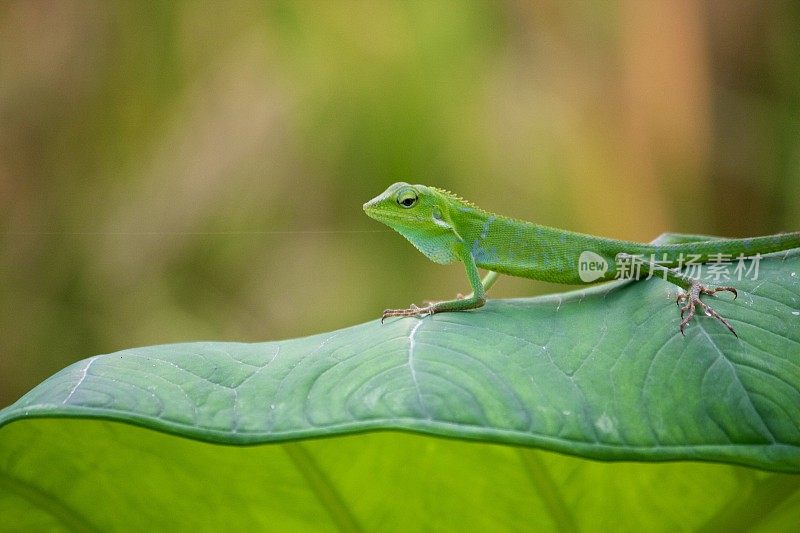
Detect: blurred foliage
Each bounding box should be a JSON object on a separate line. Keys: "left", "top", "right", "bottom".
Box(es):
{"left": 1, "top": 0, "right": 799, "bottom": 408}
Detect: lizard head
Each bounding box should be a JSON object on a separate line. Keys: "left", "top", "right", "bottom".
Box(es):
{"left": 363, "top": 182, "right": 461, "bottom": 264}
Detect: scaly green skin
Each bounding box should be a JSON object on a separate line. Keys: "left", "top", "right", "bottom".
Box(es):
{"left": 363, "top": 182, "right": 800, "bottom": 335}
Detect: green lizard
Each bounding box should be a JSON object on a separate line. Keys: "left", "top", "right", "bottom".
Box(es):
{"left": 363, "top": 182, "right": 800, "bottom": 336}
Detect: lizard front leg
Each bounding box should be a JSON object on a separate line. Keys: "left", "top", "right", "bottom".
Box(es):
{"left": 381, "top": 249, "right": 486, "bottom": 322}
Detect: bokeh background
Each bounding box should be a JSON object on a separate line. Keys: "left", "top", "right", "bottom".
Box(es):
{"left": 1, "top": 0, "right": 798, "bottom": 407}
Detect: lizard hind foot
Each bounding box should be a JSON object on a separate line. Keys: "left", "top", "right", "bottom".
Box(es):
{"left": 675, "top": 282, "right": 738, "bottom": 337}
{"left": 381, "top": 303, "right": 436, "bottom": 323}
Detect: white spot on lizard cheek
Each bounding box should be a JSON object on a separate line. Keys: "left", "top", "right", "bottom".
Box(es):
{"left": 792, "top": 311, "right": 799, "bottom": 316}
{"left": 562, "top": 410, "right": 572, "bottom": 416}
{"left": 594, "top": 413, "right": 616, "bottom": 434}
{"left": 791, "top": 272, "right": 797, "bottom": 277}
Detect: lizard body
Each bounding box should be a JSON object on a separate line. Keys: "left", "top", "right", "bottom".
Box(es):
{"left": 364, "top": 182, "right": 800, "bottom": 335}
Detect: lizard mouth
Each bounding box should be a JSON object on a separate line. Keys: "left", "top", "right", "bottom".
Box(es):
{"left": 362, "top": 196, "right": 402, "bottom": 222}
{"left": 362, "top": 197, "right": 380, "bottom": 212}
{"left": 362, "top": 206, "right": 423, "bottom": 230}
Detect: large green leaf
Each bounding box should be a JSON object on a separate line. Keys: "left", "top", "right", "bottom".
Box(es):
{"left": 1, "top": 419, "right": 799, "bottom": 532}
{"left": 1, "top": 249, "right": 799, "bottom": 530}
{"left": 2, "top": 250, "right": 800, "bottom": 469}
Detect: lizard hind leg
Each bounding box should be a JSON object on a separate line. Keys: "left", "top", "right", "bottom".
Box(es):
{"left": 620, "top": 251, "right": 740, "bottom": 337}
{"left": 676, "top": 280, "right": 738, "bottom": 337}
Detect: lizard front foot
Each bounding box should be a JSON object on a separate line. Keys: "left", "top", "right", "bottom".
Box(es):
{"left": 381, "top": 303, "right": 436, "bottom": 323}
{"left": 675, "top": 281, "right": 738, "bottom": 337}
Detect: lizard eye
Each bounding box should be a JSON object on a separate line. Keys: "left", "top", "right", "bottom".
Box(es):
{"left": 397, "top": 189, "right": 418, "bottom": 208}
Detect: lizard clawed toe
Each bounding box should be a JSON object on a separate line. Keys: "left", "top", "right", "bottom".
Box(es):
{"left": 381, "top": 303, "right": 436, "bottom": 323}
{"left": 676, "top": 282, "right": 738, "bottom": 337}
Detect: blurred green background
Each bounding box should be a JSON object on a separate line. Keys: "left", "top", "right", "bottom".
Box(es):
{"left": 1, "top": 0, "right": 798, "bottom": 407}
